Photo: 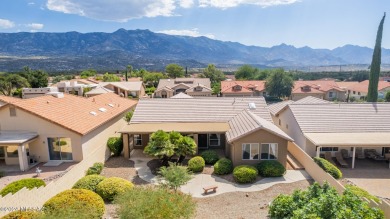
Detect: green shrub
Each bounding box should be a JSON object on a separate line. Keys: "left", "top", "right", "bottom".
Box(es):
{"left": 96, "top": 177, "right": 134, "bottom": 202}
{"left": 159, "top": 162, "right": 192, "bottom": 191}
{"left": 187, "top": 156, "right": 205, "bottom": 172}
{"left": 233, "top": 165, "right": 258, "bottom": 183}
{"left": 200, "top": 150, "right": 219, "bottom": 165}
{"left": 43, "top": 189, "right": 105, "bottom": 219}
{"left": 2, "top": 210, "right": 42, "bottom": 219}
{"left": 115, "top": 186, "right": 196, "bottom": 219}
{"left": 107, "top": 137, "right": 123, "bottom": 156}
{"left": 72, "top": 175, "right": 106, "bottom": 192}
{"left": 269, "top": 194, "right": 296, "bottom": 218}
{"left": 346, "top": 185, "right": 381, "bottom": 203}
{"left": 0, "top": 178, "right": 46, "bottom": 197}
{"left": 86, "top": 162, "right": 104, "bottom": 175}
{"left": 313, "top": 157, "right": 342, "bottom": 179}
{"left": 255, "top": 160, "right": 286, "bottom": 177}
{"left": 214, "top": 158, "right": 233, "bottom": 175}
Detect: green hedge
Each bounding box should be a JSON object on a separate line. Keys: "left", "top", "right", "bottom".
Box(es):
{"left": 107, "top": 137, "right": 123, "bottom": 156}
{"left": 43, "top": 189, "right": 105, "bottom": 219}
{"left": 313, "top": 157, "right": 342, "bottom": 179}
{"left": 86, "top": 162, "right": 104, "bottom": 175}
{"left": 233, "top": 165, "right": 258, "bottom": 183}
{"left": 255, "top": 160, "right": 286, "bottom": 177}
{"left": 200, "top": 150, "right": 219, "bottom": 165}
{"left": 214, "top": 158, "right": 233, "bottom": 175}
{"left": 0, "top": 178, "right": 45, "bottom": 197}
{"left": 72, "top": 175, "right": 106, "bottom": 192}
{"left": 187, "top": 156, "right": 205, "bottom": 172}
{"left": 2, "top": 210, "right": 42, "bottom": 219}
{"left": 96, "top": 177, "right": 134, "bottom": 202}
{"left": 346, "top": 185, "right": 380, "bottom": 203}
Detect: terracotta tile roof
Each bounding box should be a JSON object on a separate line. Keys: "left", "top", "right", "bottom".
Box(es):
{"left": 292, "top": 80, "right": 344, "bottom": 94}
{"left": 348, "top": 80, "right": 390, "bottom": 93}
{"left": 10, "top": 93, "right": 137, "bottom": 135}
{"left": 336, "top": 81, "right": 359, "bottom": 90}
{"left": 221, "top": 80, "right": 266, "bottom": 94}
{"left": 0, "top": 95, "right": 22, "bottom": 104}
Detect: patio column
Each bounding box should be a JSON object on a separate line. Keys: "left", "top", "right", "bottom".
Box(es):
{"left": 352, "top": 147, "right": 356, "bottom": 169}
{"left": 123, "top": 134, "right": 129, "bottom": 159}
{"left": 316, "top": 146, "right": 321, "bottom": 157}
{"left": 18, "top": 144, "right": 29, "bottom": 171}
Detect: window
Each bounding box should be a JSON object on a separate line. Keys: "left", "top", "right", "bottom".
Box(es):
{"left": 48, "top": 137, "right": 73, "bottom": 160}
{"left": 9, "top": 107, "right": 16, "bottom": 117}
{"left": 358, "top": 92, "right": 361, "bottom": 95}
{"left": 209, "top": 134, "right": 220, "bottom": 146}
{"left": 6, "top": 146, "right": 19, "bottom": 158}
{"left": 320, "top": 147, "right": 338, "bottom": 152}
{"left": 161, "top": 91, "right": 167, "bottom": 98}
{"left": 286, "top": 124, "right": 289, "bottom": 129}
{"left": 134, "top": 135, "right": 142, "bottom": 146}
{"left": 242, "top": 143, "right": 259, "bottom": 160}
{"left": 261, "top": 143, "right": 278, "bottom": 160}
{"left": 278, "top": 119, "right": 281, "bottom": 126}
{"left": 328, "top": 92, "right": 334, "bottom": 98}
{"left": 263, "top": 92, "right": 267, "bottom": 96}
{"left": 353, "top": 91, "right": 356, "bottom": 94}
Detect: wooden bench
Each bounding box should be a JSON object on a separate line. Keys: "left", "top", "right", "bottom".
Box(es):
{"left": 203, "top": 185, "right": 218, "bottom": 194}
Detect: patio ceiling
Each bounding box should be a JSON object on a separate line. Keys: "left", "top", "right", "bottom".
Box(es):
{"left": 0, "top": 131, "right": 38, "bottom": 145}
{"left": 120, "top": 122, "right": 230, "bottom": 134}
{"left": 305, "top": 132, "right": 390, "bottom": 147}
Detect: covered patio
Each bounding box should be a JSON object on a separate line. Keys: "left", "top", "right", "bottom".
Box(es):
{"left": 306, "top": 132, "right": 390, "bottom": 169}
{"left": 0, "top": 131, "right": 39, "bottom": 171}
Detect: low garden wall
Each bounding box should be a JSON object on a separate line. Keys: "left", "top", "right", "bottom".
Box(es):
{"left": 0, "top": 145, "right": 107, "bottom": 217}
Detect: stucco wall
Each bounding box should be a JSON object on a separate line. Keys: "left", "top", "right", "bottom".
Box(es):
{"left": 275, "top": 108, "right": 306, "bottom": 150}
{"left": 229, "top": 129, "right": 288, "bottom": 167}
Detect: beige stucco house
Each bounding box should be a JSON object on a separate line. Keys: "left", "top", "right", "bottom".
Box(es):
{"left": 0, "top": 93, "right": 137, "bottom": 171}
{"left": 154, "top": 78, "right": 212, "bottom": 98}
{"left": 86, "top": 81, "right": 146, "bottom": 98}
{"left": 291, "top": 81, "right": 346, "bottom": 101}
{"left": 220, "top": 80, "right": 267, "bottom": 97}
{"left": 345, "top": 80, "right": 390, "bottom": 100}
{"left": 120, "top": 97, "right": 292, "bottom": 167}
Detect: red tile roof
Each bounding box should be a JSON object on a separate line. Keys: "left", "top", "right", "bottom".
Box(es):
{"left": 348, "top": 80, "right": 390, "bottom": 93}
{"left": 221, "top": 80, "right": 266, "bottom": 94}
{"left": 292, "top": 80, "right": 344, "bottom": 94}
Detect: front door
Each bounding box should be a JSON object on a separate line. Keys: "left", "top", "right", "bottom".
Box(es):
{"left": 198, "top": 134, "right": 208, "bottom": 149}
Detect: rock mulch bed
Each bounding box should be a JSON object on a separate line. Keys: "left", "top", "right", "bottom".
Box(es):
{"left": 100, "top": 156, "right": 148, "bottom": 185}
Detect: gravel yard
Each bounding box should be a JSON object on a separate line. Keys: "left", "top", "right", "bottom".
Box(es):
{"left": 100, "top": 156, "right": 148, "bottom": 185}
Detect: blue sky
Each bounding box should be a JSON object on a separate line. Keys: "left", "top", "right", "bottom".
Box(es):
{"left": 0, "top": 0, "right": 388, "bottom": 49}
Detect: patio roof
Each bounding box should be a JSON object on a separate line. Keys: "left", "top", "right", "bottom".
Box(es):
{"left": 0, "top": 131, "right": 38, "bottom": 145}
{"left": 305, "top": 132, "right": 390, "bottom": 147}
{"left": 120, "top": 122, "right": 230, "bottom": 134}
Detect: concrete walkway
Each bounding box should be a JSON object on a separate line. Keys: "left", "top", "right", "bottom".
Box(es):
{"left": 130, "top": 150, "right": 311, "bottom": 198}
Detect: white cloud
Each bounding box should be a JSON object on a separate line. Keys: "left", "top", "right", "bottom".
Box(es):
{"left": 158, "top": 28, "right": 215, "bottom": 39}
{"left": 179, "top": 0, "right": 194, "bottom": 8}
{"left": 28, "top": 2, "right": 36, "bottom": 5}
{"left": 0, "top": 19, "right": 15, "bottom": 29}
{"left": 27, "top": 23, "right": 44, "bottom": 30}
{"left": 198, "top": 0, "right": 300, "bottom": 8}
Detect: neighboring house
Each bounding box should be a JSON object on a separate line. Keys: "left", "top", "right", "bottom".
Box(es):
{"left": 220, "top": 81, "right": 266, "bottom": 97}
{"left": 0, "top": 93, "right": 137, "bottom": 171}
{"left": 84, "top": 87, "right": 114, "bottom": 97}
{"left": 291, "top": 80, "right": 346, "bottom": 101}
{"left": 56, "top": 81, "right": 96, "bottom": 96}
{"left": 274, "top": 101, "right": 390, "bottom": 168}
{"left": 119, "top": 98, "right": 292, "bottom": 167}
{"left": 96, "top": 81, "right": 146, "bottom": 98}
{"left": 22, "top": 87, "right": 59, "bottom": 99}
{"left": 346, "top": 80, "right": 390, "bottom": 100}
{"left": 154, "top": 78, "right": 212, "bottom": 98}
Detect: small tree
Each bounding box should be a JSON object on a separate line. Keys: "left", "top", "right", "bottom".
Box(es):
{"left": 144, "top": 130, "right": 175, "bottom": 166}
{"left": 158, "top": 162, "right": 192, "bottom": 191}
{"left": 124, "top": 110, "right": 134, "bottom": 123}
{"left": 265, "top": 69, "right": 293, "bottom": 99}
{"left": 165, "top": 64, "right": 184, "bottom": 78}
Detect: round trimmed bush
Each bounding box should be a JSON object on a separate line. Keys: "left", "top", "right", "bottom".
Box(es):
{"left": 72, "top": 175, "right": 106, "bottom": 192}
{"left": 43, "top": 189, "right": 105, "bottom": 219}
{"left": 200, "top": 150, "right": 219, "bottom": 165}
{"left": 2, "top": 210, "right": 42, "bottom": 219}
{"left": 214, "top": 158, "right": 233, "bottom": 175}
{"left": 107, "top": 137, "right": 123, "bottom": 156}
{"left": 233, "top": 165, "right": 258, "bottom": 183}
{"left": 255, "top": 160, "right": 286, "bottom": 177}
{"left": 188, "top": 156, "right": 205, "bottom": 172}
{"left": 313, "top": 157, "right": 342, "bottom": 179}
{"left": 96, "top": 177, "right": 134, "bottom": 201}
{"left": 0, "top": 178, "right": 45, "bottom": 197}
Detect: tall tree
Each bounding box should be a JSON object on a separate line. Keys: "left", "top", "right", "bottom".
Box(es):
{"left": 200, "top": 64, "right": 225, "bottom": 84}
{"left": 367, "top": 13, "right": 386, "bottom": 102}
{"left": 19, "top": 67, "right": 48, "bottom": 88}
{"left": 0, "top": 74, "right": 30, "bottom": 96}
{"left": 265, "top": 69, "right": 293, "bottom": 99}
{"left": 103, "top": 73, "right": 121, "bottom": 82}
{"left": 165, "top": 64, "right": 184, "bottom": 78}
{"left": 234, "top": 65, "right": 259, "bottom": 80}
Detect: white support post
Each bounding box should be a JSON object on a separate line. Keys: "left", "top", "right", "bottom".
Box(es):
{"left": 352, "top": 147, "right": 356, "bottom": 169}
{"left": 316, "top": 146, "right": 321, "bottom": 158}
{"left": 17, "top": 144, "right": 29, "bottom": 171}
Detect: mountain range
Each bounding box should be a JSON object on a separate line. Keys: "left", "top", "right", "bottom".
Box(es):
{"left": 0, "top": 28, "right": 389, "bottom": 71}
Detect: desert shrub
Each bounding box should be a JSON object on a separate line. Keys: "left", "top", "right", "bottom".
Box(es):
{"left": 2, "top": 210, "right": 42, "bottom": 219}
{"left": 115, "top": 186, "right": 196, "bottom": 219}
{"left": 86, "top": 162, "right": 104, "bottom": 175}
{"left": 72, "top": 175, "right": 106, "bottom": 192}
{"left": 255, "top": 160, "right": 286, "bottom": 177}
{"left": 107, "top": 137, "right": 123, "bottom": 156}
{"left": 43, "top": 189, "right": 105, "bottom": 219}
{"left": 346, "top": 185, "right": 381, "bottom": 203}
{"left": 159, "top": 162, "right": 192, "bottom": 191}
{"left": 0, "top": 178, "right": 45, "bottom": 197}
{"left": 187, "top": 156, "right": 205, "bottom": 172}
{"left": 313, "top": 157, "right": 342, "bottom": 179}
{"left": 213, "top": 158, "right": 233, "bottom": 175}
{"left": 233, "top": 165, "right": 258, "bottom": 183}
{"left": 96, "top": 177, "right": 134, "bottom": 201}
{"left": 200, "top": 150, "right": 219, "bottom": 165}
{"left": 269, "top": 182, "right": 384, "bottom": 219}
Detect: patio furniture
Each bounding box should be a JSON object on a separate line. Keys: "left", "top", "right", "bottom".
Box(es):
{"left": 341, "top": 149, "right": 349, "bottom": 159}
{"left": 203, "top": 185, "right": 218, "bottom": 194}
{"left": 356, "top": 147, "right": 365, "bottom": 159}
{"left": 335, "top": 152, "right": 348, "bottom": 167}
{"left": 324, "top": 152, "right": 336, "bottom": 165}
{"left": 364, "top": 149, "right": 381, "bottom": 159}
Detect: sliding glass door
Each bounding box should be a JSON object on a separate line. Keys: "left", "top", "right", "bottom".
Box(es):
{"left": 48, "top": 137, "right": 73, "bottom": 160}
